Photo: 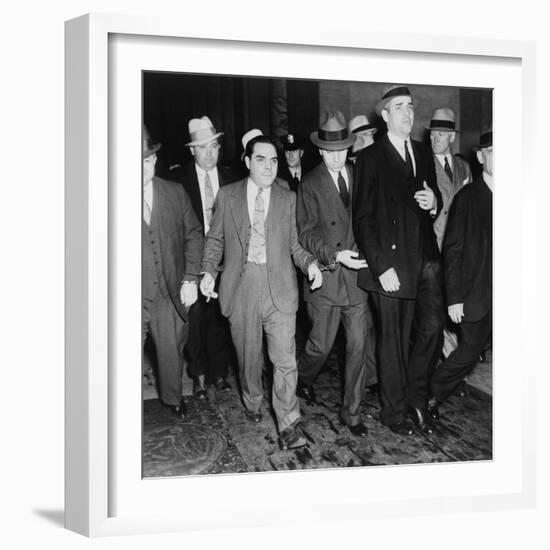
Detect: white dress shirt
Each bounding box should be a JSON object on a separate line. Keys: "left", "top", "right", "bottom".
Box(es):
{"left": 143, "top": 180, "right": 154, "bottom": 211}
{"left": 246, "top": 178, "right": 271, "bottom": 223}
{"left": 195, "top": 164, "right": 220, "bottom": 234}
{"left": 435, "top": 153, "right": 453, "bottom": 171}
{"left": 387, "top": 131, "right": 417, "bottom": 176}
{"left": 326, "top": 166, "right": 349, "bottom": 193}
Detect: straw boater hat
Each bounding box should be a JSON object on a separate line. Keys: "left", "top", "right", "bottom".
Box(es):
{"left": 185, "top": 116, "right": 224, "bottom": 147}
{"left": 310, "top": 111, "right": 355, "bottom": 151}
{"left": 240, "top": 128, "right": 263, "bottom": 160}
{"left": 143, "top": 126, "right": 161, "bottom": 159}
{"left": 375, "top": 85, "right": 414, "bottom": 116}
{"left": 349, "top": 114, "right": 377, "bottom": 136}
{"left": 426, "top": 108, "right": 459, "bottom": 132}
{"left": 474, "top": 131, "right": 492, "bottom": 150}
{"left": 281, "top": 133, "right": 305, "bottom": 151}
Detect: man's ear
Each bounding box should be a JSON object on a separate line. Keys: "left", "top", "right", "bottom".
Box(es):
{"left": 476, "top": 150, "right": 483, "bottom": 164}
{"left": 245, "top": 156, "right": 250, "bottom": 170}
{"left": 381, "top": 109, "right": 389, "bottom": 124}
{"left": 299, "top": 149, "right": 304, "bottom": 159}
{"left": 190, "top": 146, "right": 196, "bottom": 158}
{"left": 449, "top": 132, "right": 456, "bottom": 144}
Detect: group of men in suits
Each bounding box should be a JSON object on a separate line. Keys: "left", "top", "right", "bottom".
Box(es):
{"left": 142, "top": 83, "right": 493, "bottom": 449}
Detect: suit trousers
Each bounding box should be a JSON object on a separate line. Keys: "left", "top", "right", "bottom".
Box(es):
{"left": 431, "top": 310, "right": 492, "bottom": 402}
{"left": 228, "top": 263, "right": 300, "bottom": 432}
{"left": 142, "top": 290, "right": 188, "bottom": 406}
{"left": 371, "top": 261, "right": 445, "bottom": 426}
{"left": 299, "top": 301, "right": 372, "bottom": 426}
{"left": 186, "top": 296, "right": 231, "bottom": 382}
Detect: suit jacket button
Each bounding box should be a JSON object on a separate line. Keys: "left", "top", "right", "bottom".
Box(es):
{"left": 336, "top": 242, "right": 341, "bottom": 247}
{"left": 392, "top": 219, "right": 396, "bottom": 224}
{"left": 331, "top": 221, "right": 335, "bottom": 225}
{"left": 391, "top": 244, "right": 397, "bottom": 250}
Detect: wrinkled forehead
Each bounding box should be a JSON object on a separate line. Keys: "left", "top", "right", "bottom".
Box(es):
{"left": 386, "top": 95, "right": 414, "bottom": 109}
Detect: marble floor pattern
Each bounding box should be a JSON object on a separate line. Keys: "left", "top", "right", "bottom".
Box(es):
{"left": 143, "top": 351, "right": 492, "bottom": 477}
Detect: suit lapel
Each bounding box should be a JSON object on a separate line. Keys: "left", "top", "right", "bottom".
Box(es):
{"left": 228, "top": 179, "right": 249, "bottom": 249}
{"left": 381, "top": 136, "right": 422, "bottom": 215}
{"left": 265, "top": 180, "right": 284, "bottom": 245}
{"left": 317, "top": 164, "right": 349, "bottom": 221}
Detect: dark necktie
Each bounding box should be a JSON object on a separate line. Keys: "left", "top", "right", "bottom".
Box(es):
{"left": 404, "top": 140, "right": 414, "bottom": 178}
{"left": 337, "top": 171, "right": 349, "bottom": 208}
{"left": 291, "top": 173, "right": 299, "bottom": 191}
{"left": 444, "top": 156, "right": 453, "bottom": 182}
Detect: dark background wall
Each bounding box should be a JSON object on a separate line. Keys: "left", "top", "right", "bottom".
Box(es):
{"left": 144, "top": 72, "right": 492, "bottom": 176}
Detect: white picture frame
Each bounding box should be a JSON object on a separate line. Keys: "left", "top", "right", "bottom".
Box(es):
{"left": 65, "top": 12, "right": 536, "bottom": 537}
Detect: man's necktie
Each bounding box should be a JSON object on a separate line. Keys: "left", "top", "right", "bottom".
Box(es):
{"left": 143, "top": 197, "right": 151, "bottom": 225}
{"left": 444, "top": 156, "right": 453, "bottom": 182}
{"left": 291, "top": 173, "right": 300, "bottom": 192}
{"left": 248, "top": 188, "right": 266, "bottom": 264}
{"left": 404, "top": 140, "right": 414, "bottom": 178}
{"left": 204, "top": 170, "right": 215, "bottom": 226}
{"left": 337, "top": 171, "right": 349, "bottom": 208}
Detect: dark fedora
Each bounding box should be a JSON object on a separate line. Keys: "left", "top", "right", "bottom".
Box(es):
{"left": 426, "top": 108, "right": 459, "bottom": 132}
{"left": 143, "top": 126, "right": 161, "bottom": 159}
{"left": 281, "top": 133, "right": 305, "bottom": 151}
{"left": 375, "top": 84, "right": 414, "bottom": 116}
{"left": 310, "top": 111, "right": 355, "bottom": 151}
{"left": 474, "top": 131, "right": 492, "bottom": 150}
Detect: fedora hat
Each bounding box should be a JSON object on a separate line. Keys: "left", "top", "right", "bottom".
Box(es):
{"left": 375, "top": 85, "right": 414, "bottom": 116}
{"left": 185, "top": 116, "right": 224, "bottom": 147}
{"left": 474, "top": 131, "right": 492, "bottom": 150}
{"left": 310, "top": 111, "right": 355, "bottom": 151}
{"left": 240, "top": 128, "right": 263, "bottom": 160}
{"left": 143, "top": 125, "right": 161, "bottom": 159}
{"left": 349, "top": 114, "right": 377, "bottom": 135}
{"left": 426, "top": 108, "right": 458, "bottom": 132}
{"left": 281, "top": 133, "right": 305, "bottom": 151}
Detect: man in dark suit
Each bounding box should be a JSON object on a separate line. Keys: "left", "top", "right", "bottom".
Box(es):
{"left": 169, "top": 116, "right": 236, "bottom": 399}
{"left": 427, "top": 107, "right": 473, "bottom": 360}
{"left": 200, "top": 134, "right": 323, "bottom": 450}
{"left": 142, "top": 126, "right": 203, "bottom": 418}
{"left": 296, "top": 111, "right": 375, "bottom": 437}
{"left": 428, "top": 131, "right": 493, "bottom": 420}
{"left": 278, "top": 133, "right": 307, "bottom": 192}
{"left": 354, "top": 85, "right": 445, "bottom": 435}
{"left": 348, "top": 114, "right": 377, "bottom": 164}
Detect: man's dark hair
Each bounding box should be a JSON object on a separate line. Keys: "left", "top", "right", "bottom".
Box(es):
{"left": 245, "top": 135, "right": 276, "bottom": 160}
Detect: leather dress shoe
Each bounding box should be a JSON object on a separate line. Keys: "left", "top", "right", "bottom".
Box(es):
{"left": 279, "top": 426, "right": 307, "bottom": 450}
{"left": 387, "top": 419, "right": 414, "bottom": 436}
{"left": 193, "top": 375, "right": 207, "bottom": 400}
{"left": 245, "top": 410, "right": 262, "bottom": 423}
{"left": 169, "top": 398, "right": 187, "bottom": 419}
{"left": 406, "top": 406, "right": 435, "bottom": 434}
{"left": 214, "top": 377, "right": 231, "bottom": 392}
{"left": 427, "top": 396, "right": 441, "bottom": 422}
{"left": 296, "top": 381, "right": 316, "bottom": 402}
{"left": 346, "top": 422, "right": 368, "bottom": 437}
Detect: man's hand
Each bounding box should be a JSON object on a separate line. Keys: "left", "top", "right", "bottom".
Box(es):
{"left": 336, "top": 250, "right": 368, "bottom": 270}
{"left": 448, "top": 303, "right": 464, "bottom": 324}
{"left": 308, "top": 262, "right": 323, "bottom": 290}
{"left": 180, "top": 282, "right": 198, "bottom": 307}
{"left": 414, "top": 181, "right": 436, "bottom": 211}
{"left": 379, "top": 268, "right": 400, "bottom": 292}
{"left": 199, "top": 272, "right": 218, "bottom": 302}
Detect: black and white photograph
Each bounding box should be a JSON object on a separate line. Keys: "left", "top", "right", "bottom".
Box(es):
{"left": 141, "top": 72, "right": 494, "bottom": 477}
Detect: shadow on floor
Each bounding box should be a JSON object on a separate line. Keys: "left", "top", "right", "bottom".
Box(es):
{"left": 33, "top": 509, "right": 65, "bottom": 528}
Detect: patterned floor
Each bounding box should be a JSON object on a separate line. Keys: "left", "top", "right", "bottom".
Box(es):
{"left": 143, "top": 356, "right": 492, "bottom": 477}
